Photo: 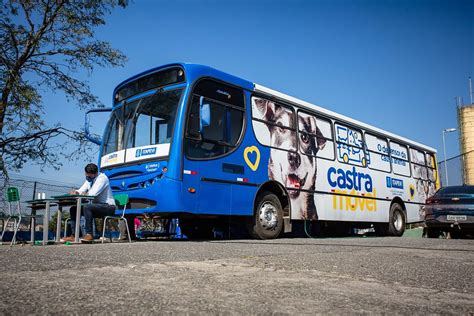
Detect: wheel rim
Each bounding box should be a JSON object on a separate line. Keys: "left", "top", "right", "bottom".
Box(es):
{"left": 259, "top": 202, "right": 278, "bottom": 230}
{"left": 393, "top": 210, "right": 403, "bottom": 231}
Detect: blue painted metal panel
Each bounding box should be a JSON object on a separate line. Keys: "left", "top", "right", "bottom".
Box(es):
{"left": 198, "top": 181, "right": 231, "bottom": 214}
{"left": 181, "top": 90, "right": 268, "bottom": 216}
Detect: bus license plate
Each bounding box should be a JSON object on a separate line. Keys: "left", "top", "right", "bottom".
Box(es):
{"left": 447, "top": 215, "right": 467, "bottom": 221}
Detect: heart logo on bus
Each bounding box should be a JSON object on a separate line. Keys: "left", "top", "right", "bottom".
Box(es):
{"left": 244, "top": 146, "right": 260, "bottom": 171}
{"left": 409, "top": 184, "right": 415, "bottom": 199}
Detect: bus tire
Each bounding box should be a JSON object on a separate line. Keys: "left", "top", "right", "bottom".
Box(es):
{"left": 248, "top": 191, "right": 283, "bottom": 240}
{"left": 387, "top": 203, "right": 405, "bottom": 236}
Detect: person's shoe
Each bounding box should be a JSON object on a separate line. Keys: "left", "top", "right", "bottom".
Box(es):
{"left": 60, "top": 235, "right": 75, "bottom": 242}
{"left": 80, "top": 234, "right": 94, "bottom": 242}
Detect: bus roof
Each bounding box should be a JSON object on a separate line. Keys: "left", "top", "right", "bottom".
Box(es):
{"left": 254, "top": 84, "right": 436, "bottom": 153}
{"left": 113, "top": 62, "right": 255, "bottom": 97}
{"left": 113, "top": 63, "right": 436, "bottom": 153}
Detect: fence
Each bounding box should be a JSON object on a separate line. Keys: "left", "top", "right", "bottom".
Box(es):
{"left": 1, "top": 175, "right": 75, "bottom": 215}
{"left": 438, "top": 150, "right": 474, "bottom": 187}
{"left": 0, "top": 174, "right": 161, "bottom": 239}
{"left": 0, "top": 175, "right": 76, "bottom": 238}
{"left": 0, "top": 176, "right": 77, "bottom": 206}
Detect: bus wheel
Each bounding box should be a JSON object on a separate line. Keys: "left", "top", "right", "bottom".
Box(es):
{"left": 387, "top": 203, "right": 405, "bottom": 236}
{"left": 249, "top": 191, "right": 283, "bottom": 239}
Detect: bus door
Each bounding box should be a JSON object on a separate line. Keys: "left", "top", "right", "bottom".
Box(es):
{"left": 183, "top": 79, "right": 245, "bottom": 215}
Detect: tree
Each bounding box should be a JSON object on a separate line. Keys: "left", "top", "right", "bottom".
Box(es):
{"left": 0, "top": 0, "right": 127, "bottom": 177}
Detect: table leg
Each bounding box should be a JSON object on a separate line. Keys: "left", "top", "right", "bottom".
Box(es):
{"left": 56, "top": 206, "right": 62, "bottom": 242}
{"left": 43, "top": 201, "right": 50, "bottom": 246}
{"left": 30, "top": 210, "right": 36, "bottom": 243}
{"left": 74, "top": 198, "right": 82, "bottom": 243}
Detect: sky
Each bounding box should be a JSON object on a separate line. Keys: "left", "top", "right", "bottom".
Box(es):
{"left": 16, "top": 0, "right": 474, "bottom": 185}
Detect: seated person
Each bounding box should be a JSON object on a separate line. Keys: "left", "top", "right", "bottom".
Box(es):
{"left": 62, "top": 163, "right": 116, "bottom": 242}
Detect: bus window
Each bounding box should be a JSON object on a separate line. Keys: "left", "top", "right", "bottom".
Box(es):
{"left": 102, "top": 107, "right": 124, "bottom": 156}
{"left": 410, "top": 148, "right": 428, "bottom": 180}
{"left": 365, "top": 133, "right": 390, "bottom": 172}
{"left": 125, "top": 89, "right": 181, "bottom": 148}
{"left": 185, "top": 80, "right": 244, "bottom": 159}
{"left": 425, "top": 152, "right": 437, "bottom": 197}
{"left": 297, "top": 112, "right": 334, "bottom": 160}
{"left": 334, "top": 123, "right": 367, "bottom": 167}
{"left": 426, "top": 153, "right": 437, "bottom": 182}
{"left": 390, "top": 141, "right": 410, "bottom": 176}
{"left": 251, "top": 97, "right": 296, "bottom": 152}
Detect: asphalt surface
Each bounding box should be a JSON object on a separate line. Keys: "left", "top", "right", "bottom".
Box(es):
{"left": 0, "top": 236, "right": 473, "bottom": 314}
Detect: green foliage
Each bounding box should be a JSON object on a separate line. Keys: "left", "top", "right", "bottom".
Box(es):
{"left": 0, "top": 0, "right": 128, "bottom": 176}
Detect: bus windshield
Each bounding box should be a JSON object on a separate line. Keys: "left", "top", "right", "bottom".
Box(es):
{"left": 102, "top": 89, "right": 183, "bottom": 160}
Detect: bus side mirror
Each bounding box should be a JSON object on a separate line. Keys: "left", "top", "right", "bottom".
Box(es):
{"left": 199, "top": 96, "right": 211, "bottom": 133}
{"left": 85, "top": 107, "right": 112, "bottom": 145}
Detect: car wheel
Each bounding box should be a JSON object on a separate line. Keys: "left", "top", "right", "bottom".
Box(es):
{"left": 387, "top": 203, "right": 406, "bottom": 236}
{"left": 450, "top": 230, "right": 462, "bottom": 239}
{"left": 248, "top": 191, "right": 283, "bottom": 240}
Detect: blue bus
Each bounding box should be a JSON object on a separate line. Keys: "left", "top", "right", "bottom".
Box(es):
{"left": 86, "top": 63, "right": 439, "bottom": 239}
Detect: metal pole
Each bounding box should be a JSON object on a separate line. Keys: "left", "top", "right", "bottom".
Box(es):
{"left": 442, "top": 130, "right": 449, "bottom": 187}
{"left": 31, "top": 181, "right": 38, "bottom": 242}
{"left": 469, "top": 76, "right": 473, "bottom": 105}
{"left": 32, "top": 181, "right": 37, "bottom": 199}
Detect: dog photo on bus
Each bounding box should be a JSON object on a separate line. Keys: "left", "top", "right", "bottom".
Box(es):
{"left": 252, "top": 97, "right": 327, "bottom": 220}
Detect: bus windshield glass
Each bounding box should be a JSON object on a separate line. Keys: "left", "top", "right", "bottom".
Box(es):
{"left": 102, "top": 89, "right": 183, "bottom": 162}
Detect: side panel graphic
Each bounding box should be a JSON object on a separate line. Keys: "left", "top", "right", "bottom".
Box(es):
{"left": 251, "top": 96, "right": 437, "bottom": 223}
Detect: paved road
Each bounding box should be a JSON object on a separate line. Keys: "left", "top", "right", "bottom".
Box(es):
{"left": 0, "top": 237, "right": 473, "bottom": 314}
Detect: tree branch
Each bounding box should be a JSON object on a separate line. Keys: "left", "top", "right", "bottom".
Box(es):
{"left": 0, "top": 0, "right": 127, "bottom": 177}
